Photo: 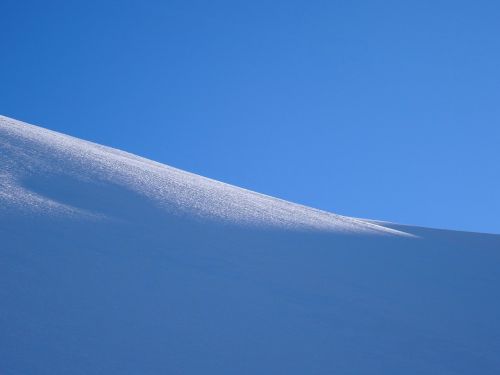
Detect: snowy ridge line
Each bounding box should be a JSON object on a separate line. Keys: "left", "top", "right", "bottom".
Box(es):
{"left": 0, "top": 115, "right": 411, "bottom": 236}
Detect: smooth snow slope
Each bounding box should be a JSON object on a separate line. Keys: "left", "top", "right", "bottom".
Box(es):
{"left": 1, "top": 115, "right": 499, "bottom": 375}
{"left": 0, "top": 116, "right": 406, "bottom": 235}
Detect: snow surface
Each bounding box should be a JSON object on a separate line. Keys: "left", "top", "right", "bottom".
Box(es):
{"left": 1, "top": 115, "right": 499, "bottom": 374}
{"left": 0, "top": 116, "right": 408, "bottom": 235}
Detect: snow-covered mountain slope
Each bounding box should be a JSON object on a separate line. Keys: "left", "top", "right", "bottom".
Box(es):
{"left": 0, "top": 116, "right": 406, "bottom": 235}
{"left": 1, "top": 115, "right": 499, "bottom": 374}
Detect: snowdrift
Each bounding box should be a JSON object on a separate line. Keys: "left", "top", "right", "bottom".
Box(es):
{"left": 1, "top": 115, "right": 499, "bottom": 374}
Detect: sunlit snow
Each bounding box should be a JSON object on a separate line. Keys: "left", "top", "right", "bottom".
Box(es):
{"left": 0, "top": 115, "right": 408, "bottom": 235}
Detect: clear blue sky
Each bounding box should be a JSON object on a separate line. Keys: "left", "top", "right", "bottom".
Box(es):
{"left": 1, "top": 0, "right": 499, "bottom": 233}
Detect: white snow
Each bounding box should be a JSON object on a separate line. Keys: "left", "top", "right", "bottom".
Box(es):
{"left": 0, "top": 115, "right": 408, "bottom": 235}
{"left": 1, "top": 115, "right": 499, "bottom": 374}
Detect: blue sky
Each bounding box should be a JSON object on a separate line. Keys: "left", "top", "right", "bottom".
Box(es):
{"left": 1, "top": 0, "right": 499, "bottom": 233}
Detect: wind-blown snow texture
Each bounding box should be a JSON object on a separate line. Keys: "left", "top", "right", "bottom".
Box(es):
{"left": 1, "top": 115, "right": 499, "bottom": 374}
